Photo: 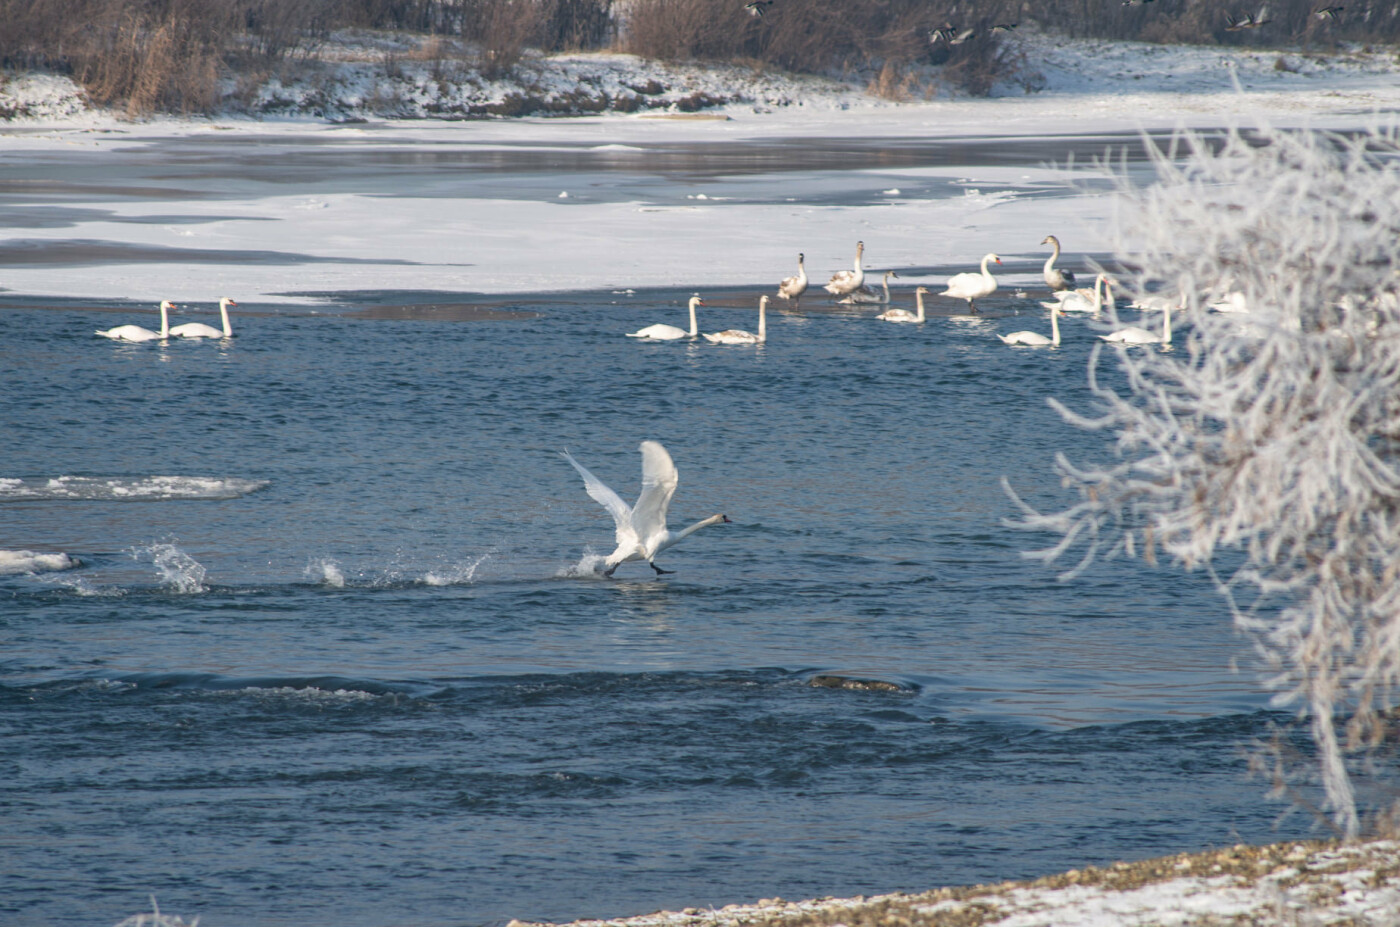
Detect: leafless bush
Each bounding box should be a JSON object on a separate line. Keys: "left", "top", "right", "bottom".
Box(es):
{"left": 1007, "top": 124, "right": 1400, "bottom": 838}
{"left": 622, "top": 0, "right": 1023, "bottom": 96}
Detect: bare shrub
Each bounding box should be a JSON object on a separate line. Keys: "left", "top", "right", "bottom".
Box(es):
{"left": 1007, "top": 124, "right": 1400, "bottom": 838}
{"left": 622, "top": 0, "right": 1022, "bottom": 96}
{"left": 461, "top": 0, "right": 547, "bottom": 76}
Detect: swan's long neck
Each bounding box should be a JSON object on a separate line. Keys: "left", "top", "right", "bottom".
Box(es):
{"left": 1051, "top": 308, "right": 1060, "bottom": 345}
{"left": 853, "top": 244, "right": 864, "bottom": 272}
{"left": 687, "top": 298, "right": 699, "bottom": 337}
{"left": 981, "top": 254, "right": 993, "bottom": 277}
{"left": 881, "top": 273, "right": 893, "bottom": 301}
{"left": 1093, "top": 274, "right": 1105, "bottom": 310}
{"left": 219, "top": 299, "right": 232, "bottom": 337}
{"left": 915, "top": 290, "right": 925, "bottom": 322}
{"left": 1044, "top": 238, "right": 1061, "bottom": 273}
{"left": 158, "top": 302, "right": 169, "bottom": 337}
{"left": 757, "top": 297, "right": 767, "bottom": 341}
{"left": 667, "top": 513, "right": 728, "bottom": 547}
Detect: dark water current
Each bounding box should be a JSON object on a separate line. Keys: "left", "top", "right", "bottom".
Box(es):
{"left": 1, "top": 286, "right": 1315, "bottom": 927}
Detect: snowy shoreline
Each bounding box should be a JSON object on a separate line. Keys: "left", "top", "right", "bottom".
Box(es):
{"left": 508, "top": 839, "right": 1400, "bottom": 927}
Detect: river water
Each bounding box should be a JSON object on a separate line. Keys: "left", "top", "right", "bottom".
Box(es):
{"left": 0, "top": 125, "right": 1310, "bottom": 927}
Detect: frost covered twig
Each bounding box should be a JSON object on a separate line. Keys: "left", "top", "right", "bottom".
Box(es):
{"left": 1010, "top": 122, "right": 1400, "bottom": 838}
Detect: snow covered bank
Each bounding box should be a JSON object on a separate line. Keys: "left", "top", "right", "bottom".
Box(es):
{"left": 4, "top": 29, "right": 1400, "bottom": 129}
{"left": 507, "top": 839, "right": 1400, "bottom": 927}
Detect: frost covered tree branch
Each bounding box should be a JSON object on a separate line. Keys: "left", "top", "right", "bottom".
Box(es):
{"left": 1007, "top": 123, "right": 1400, "bottom": 838}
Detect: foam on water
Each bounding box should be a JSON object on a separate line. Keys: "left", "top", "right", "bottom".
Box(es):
{"left": 0, "top": 475, "right": 269, "bottom": 502}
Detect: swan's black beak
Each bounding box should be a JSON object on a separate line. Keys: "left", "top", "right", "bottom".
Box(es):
{"left": 721, "top": 515, "right": 732, "bottom": 523}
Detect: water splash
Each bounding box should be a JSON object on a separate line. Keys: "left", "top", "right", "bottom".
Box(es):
{"left": 132, "top": 543, "right": 208, "bottom": 594}
{"left": 0, "top": 549, "right": 77, "bottom": 575}
{"left": 305, "top": 558, "right": 346, "bottom": 588}
{"left": 558, "top": 550, "right": 607, "bottom": 578}
{"left": 423, "top": 553, "right": 489, "bottom": 586}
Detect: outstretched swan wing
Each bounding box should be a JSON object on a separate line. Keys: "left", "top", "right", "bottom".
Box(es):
{"left": 632, "top": 440, "right": 679, "bottom": 548}
{"left": 561, "top": 450, "right": 634, "bottom": 546}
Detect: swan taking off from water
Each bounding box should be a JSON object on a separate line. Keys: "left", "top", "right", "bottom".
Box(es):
{"left": 96, "top": 300, "right": 174, "bottom": 342}
{"left": 777, "top": 254, "right": 808, "bottom": 305}
{"left": 1000, "top": 306, "right": 1063, "bottom": 345}
{"left": 940, "top": 253, "right": 1000, "bottom": 312}
{"left": 704, "top": 296, "right": 767, "bottom": 344}
{"left": 627, "top": 296, "right": 705, "bottom": 340}
{"left": 170, "top": 297, "right": 236, "bottom": 338}
{"left": 1101, "top": 303, "right": 1172, "bottom": 345}
{"left": 840, "top": 271, "right": 897, "bottom": 305}
{"left": 561, "top": 440, "right": 730, "bottom": 577}
{"left": 876, "top": 286, "right": 928, "bottom": 323}
{"left": 1040, "top": 235, "right": 1077, "bottom": 291}
{"left": 824, "top": 241, "right": 866, "bottom": 297}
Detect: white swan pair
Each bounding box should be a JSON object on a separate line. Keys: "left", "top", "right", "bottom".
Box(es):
{"left": 627, "top": 296, "right": 766, "bottom": 344}
{"left": 96, "top": 298, "right": 236, "bottom": 341}
{"left": 562, "top": 440, "right": 730, "bottom": 577}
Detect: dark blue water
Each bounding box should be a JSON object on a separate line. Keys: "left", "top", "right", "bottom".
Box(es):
{"left": 0, "top": 289, "right": 1312, "bottom": 927}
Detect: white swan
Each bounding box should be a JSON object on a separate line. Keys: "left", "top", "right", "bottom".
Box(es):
{"left": 561, "top": 440, "right": 730, "bottom": 577}
{"left": 1000, "top": 306, "right": 1063, "bottom": 346}
{"left": 170, "top": 297, "right": 236, "bottom": 338}
{"left": 940, "top": 253, "right": 1001, "bottom": 311}
{"left": 1101, "top": 303, "right": 1172, "bottom": 345}
{"left": 840, "top": 271, "right": 898, "bottom": 305}
{"left": 1043, "top": 273, "right": 1111, "bottom": 313}
{"left": 1040, "top": 235, "right": 1077, "bottom": 291}
{"left": 627, "top": 296, "right": 705, "bottom": 340}
{"left": 777, "top": 253, "right": 808, "bottom": 305}
{"left": 824, "top": 241, "right": 866, "bottom": 297}
{"left": 704, "top": 295, "right": 767, "bottom": 344}
{"left": 1209, "top": 291, "right": 1250, "bottom": 313}
{"left": 96, "top": 300, "right": 174, "bottom": 342}
{"left": 876, "top": 286, "right": 928, "bottom": 323}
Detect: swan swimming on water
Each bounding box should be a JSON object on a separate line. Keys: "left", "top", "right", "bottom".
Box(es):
{"left": 940, "top": 253, "right": 1000, "bottom": 312}
{"left": 824, "top": 241, "right": 866, "bottom": 297}
{"left": 95, "top": 300, "right": 174, "bottom": 342}
{"left": 704, "top": 296, "right": 767, "bottom": 344}
{"left": 777, "top": 253, "right": 808, "bottom": 306}
{"left": 627, "top": 296, "right": 705, "bottom": 340}
{"left": 876, "top": 286, "right": 928, "bottom": 323}
{"left": 1000, "top": 305, "right": 1063, "bottom": 346}
{"left": 170, "top": 297, "right": 237, "bottom": 338}
{"left": 1101, "top": 302, "right": 1172, "bottom": 345}
{"left": 561, "top": 440, "right": 730, "bottom": 577}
